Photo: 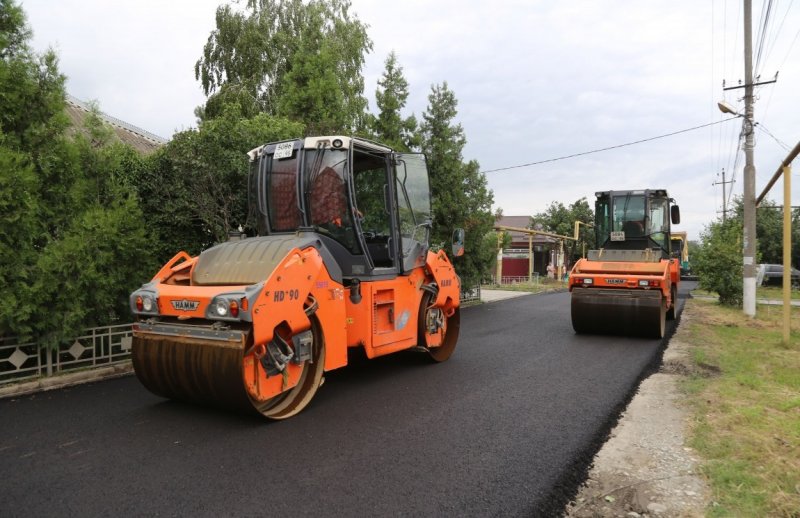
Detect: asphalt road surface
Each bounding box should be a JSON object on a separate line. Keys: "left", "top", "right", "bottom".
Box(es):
{"left": 0, "top": 284, "right": 691, "bottom": 517}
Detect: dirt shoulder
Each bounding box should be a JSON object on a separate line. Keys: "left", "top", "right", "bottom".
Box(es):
{"left": 567, "top": 304, "right": 710, "bottom": 517}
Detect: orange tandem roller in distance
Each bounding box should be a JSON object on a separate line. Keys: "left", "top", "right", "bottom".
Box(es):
{"left": 130, "top": 137, "right": 464, "bottom": 419}
{"left": 569, "top": 189, "right": 681, "bottom": 339}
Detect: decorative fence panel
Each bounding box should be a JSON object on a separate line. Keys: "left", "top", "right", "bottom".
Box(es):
{"left": 2, "top": 287, "right": 484, "bottom": 387}
{"left": 1, "top": 324, "right": 134, "bottom": 386}
{"left": 487, "top": 274, "right": 542, "bottom": 285}
{"left": 460, "top": 285, "right": 481, "bottom": 304}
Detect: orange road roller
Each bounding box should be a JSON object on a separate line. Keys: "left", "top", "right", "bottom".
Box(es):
{"left": 130, "top": 136, "right": 463, "bottom": 419}
{"left": 569, "top": 189, "right": 681, "bottom": 338}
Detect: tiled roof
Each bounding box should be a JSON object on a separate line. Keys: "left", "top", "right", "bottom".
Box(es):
{"left": 65, "top": 95, "right": 168, "bottom": 154}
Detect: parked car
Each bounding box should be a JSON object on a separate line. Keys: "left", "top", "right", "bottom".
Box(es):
{"left": 759, "top": 264, "right": 800, "bottom": 288}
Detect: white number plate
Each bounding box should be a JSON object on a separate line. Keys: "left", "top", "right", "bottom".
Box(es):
{"left": 274, "top": 142, "right": 294, "bottom": 160}
{"left": 610, "top": 231, "right": 625, "bottom": 241}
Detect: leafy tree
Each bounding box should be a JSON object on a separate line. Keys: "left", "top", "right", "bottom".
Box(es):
{"left": 33, "top": 194, "right": 151, "bottom": 348}
{"left": 195, "top": 0, "right": 371, "bottom": 132}
{"left": 0, "top": 1, "right": 153, "bottom": 346}
{"left": 371, "top": 51, "right": 419, "bottom": 151}
{"left": 0, "top": 0, "right": 67, "bottom": 152}
{"left": 730, "top": 197, "right": 800, "bottom": 267}
{"left": 694, "top": 218, "right": 743, "bottom": 306}
{"left": 276, "top": 13, "right": 348, "bottom": 134}
{"left": 419, "top": 82, "right": 494, "bottom": 287}
{"left": 0, "top": 146, "right": 40, "bottom": 338}
{"left": 131, "top": 108, "right": 304, "bottom": 260}
{"left": 532, "top": 198, "right": 594, "bottom": 262}
{"left": 0, "top": 0, "right": 28, "bottom": 59}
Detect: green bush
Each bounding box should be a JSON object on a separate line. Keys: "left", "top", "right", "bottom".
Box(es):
{"left": 693, "top": 219, "right": 743, "bottom": 306}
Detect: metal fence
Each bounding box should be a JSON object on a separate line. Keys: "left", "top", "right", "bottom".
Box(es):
{"left": 487, "top": 274, "right": 543, "bottom": 285}
{"left": 460, "top": 285, "right": 481, "bottom": 304}
{"left": 0, "top": 324, "right": 134, "bottom": 386}
{"left": 1, "top": 287, "right": 486, "bottom": 387}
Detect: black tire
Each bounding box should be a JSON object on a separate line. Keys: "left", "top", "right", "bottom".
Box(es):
{"left": 666, "top": 285, "right": 677, "bottom": 320}
{"left": 417, "top": 292, "right": 460, "bottom": 363}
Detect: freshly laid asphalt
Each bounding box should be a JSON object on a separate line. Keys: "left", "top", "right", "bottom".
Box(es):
{"left": 0, "top": 284, "right": 690, "bottom": 517}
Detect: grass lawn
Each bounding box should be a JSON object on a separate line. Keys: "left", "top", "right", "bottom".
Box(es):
{"left": 683, "top": 299, "right": 800, "bottom": 516}
{"left": 757, "top": 285, "right": 800, "bottom": 301}
{"left": 690, "top": 286, "right": 800, "bottom": 301}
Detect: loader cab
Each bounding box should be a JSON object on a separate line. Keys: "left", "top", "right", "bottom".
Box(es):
{"left": 247, "top": 136, "right": 432, "bottom": 280}
{"left": 594, "top": 189, "right": 679, "bottom": 259}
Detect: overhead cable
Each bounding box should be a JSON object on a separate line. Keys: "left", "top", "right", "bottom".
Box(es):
{"left": 480, "top": 118, "right": 738, "bottom": 174}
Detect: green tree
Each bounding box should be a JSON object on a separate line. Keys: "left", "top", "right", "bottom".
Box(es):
{"left": 30, "top": 114, "right": 155, "bottom": 347}
{"left": 0, "top": 1, "right": 153, "bottom": 345}
{"left": 0, "top": 0, "right": 67, "bottom": 152}
{"left": 730, "top": 197, "right": 800, "bottom": 268}
{"left": 0, "top": 146, "right": 40, "bottom": 338}
{"left": 420, "top": 82, "right": 494, "bottom": 287}
{"left": 195, "top": 0, "right": 371, "bottom": 132}
{"left": 728, "top": 197, "right": 782, "bottom": 265}
{"left": 372, "top": 51, "right": 419, "bottom": 151}
{"left": 694, "top": 218, "right": 743, "bottom": 306}
{"left": 131, "top": 108, "right": 304, "bottom": 260}
{"left": 532, "top": 197, "right": 594, "bottom": 262}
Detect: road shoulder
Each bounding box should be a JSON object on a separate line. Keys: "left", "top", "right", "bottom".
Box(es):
{"left": 0, "top": 363, "right": 133, "bottom": 399}
{"left": 567, "top": 303, "right": 710, "bottom": 517}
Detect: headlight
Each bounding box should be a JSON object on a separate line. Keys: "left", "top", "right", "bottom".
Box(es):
{"left": 131, "top": 290, "right": 159, "bottom": 315}
{"left": 214, "top": 300, "right": 229, "bottom": 317}
{"left": 142, "top": 296, "right": 154, "bottom": 312}
{"left": 206, "top": 291, "right": 250, "bottom": 321}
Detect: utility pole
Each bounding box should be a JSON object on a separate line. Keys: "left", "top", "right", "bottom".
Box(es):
{"left": 713, "top": 168, "right": 734, "bottom": 221}
{"left": 742, "top": 0, "right": 757, "bottom": 317}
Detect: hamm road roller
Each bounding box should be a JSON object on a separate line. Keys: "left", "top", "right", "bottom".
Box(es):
{"left": 569, "top": 189, "right": 681, "bottom": 338}
{"left": 130, "top": 136, "right": 462, "bottom": 419}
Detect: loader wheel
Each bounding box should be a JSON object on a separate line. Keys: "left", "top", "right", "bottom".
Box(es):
{"left": 418, "top": 292, "right": 460, "bottom": 362}
{"left": 666, "top": 285, "right": 677, "bottom": 321}
{"left": 253, "top": 315, "right": 326, "bottom": 420}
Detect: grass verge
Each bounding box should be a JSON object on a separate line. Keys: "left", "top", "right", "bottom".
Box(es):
{"left": 691, "top": 286, "right": 800, "bottom": 301}
{"left": 683, "top": 299, "right": 800, "bottom": 516}
{"left": 758, "top": 285, "right": 800, "bottom": 301}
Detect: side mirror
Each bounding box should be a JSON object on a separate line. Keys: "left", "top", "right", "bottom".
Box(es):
{"left": 670, "top": 205, "right": 681, "bottom": 225}
{"left": 451, "top": 228, "right": 465, "bottom": 257}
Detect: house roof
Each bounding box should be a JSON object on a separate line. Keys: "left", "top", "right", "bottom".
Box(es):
{"left": 65, "top": 95, "right": 168, "bottom": 154}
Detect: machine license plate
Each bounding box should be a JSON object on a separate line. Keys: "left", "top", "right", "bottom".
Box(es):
{"left": 610, "top": 231, "right": 625, "bottom": 241}
{"left": 274, "top": 142, "right": 294, "bottom": 159}
{"left": 606, "top": 278, "right": 625, "bottom": 284}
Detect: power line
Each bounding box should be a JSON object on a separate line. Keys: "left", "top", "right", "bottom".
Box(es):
{"left": 480, "top": 118, "right": 738, "bottom": 174}
{"left": 762, "top": 0, "right": 795, "bottom": 69}
{"left": 757, "top": 122, "right": 792, "bottom": 150}
{"left": 754, "top": 0, "right": 774, "bottom": 76}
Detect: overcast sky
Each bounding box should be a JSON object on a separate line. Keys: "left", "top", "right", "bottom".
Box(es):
{"left": 21, "top": 0, "right": 800, "bottom": 241}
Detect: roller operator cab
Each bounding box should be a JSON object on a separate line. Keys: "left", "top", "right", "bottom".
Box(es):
{"left": 130, "top": 136, "right": 462, "bottom": 419}
{"left": 569, "top": 189, "right": 681, "bottom": 339}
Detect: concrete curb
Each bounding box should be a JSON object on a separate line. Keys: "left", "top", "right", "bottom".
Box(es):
{"left": 0, "top": 362, "right": 134, "bottom": 400}
{"left": 480, "top": 287, "right": 568, "bottom": 303}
